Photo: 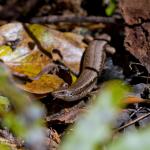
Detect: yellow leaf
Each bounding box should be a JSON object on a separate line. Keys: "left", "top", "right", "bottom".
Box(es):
{"left": 18, "top": 74, "right": 64, "bottom": 94}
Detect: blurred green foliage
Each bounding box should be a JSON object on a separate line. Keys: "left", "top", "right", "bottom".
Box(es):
{"left": 0, "top": 63, "right": 46, "bottom": 150}
{"left": 0, "top": 144, "right": 11, "bottom": 150}
{"left": 60, "top": 80, "right": 129, "bottom": 150}
{"left": 60, "top": 80, "right": 150, "bottom": 150}
{"left": 0, "top": 64, "right": 150, "bottom": 150}
{"left": 0, "top": 96, "right": 10, "bottom": 113}
{"left": 108, "top": 127, "right": 150, "bottom": 150}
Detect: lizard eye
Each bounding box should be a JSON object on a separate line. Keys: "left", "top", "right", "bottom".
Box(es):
{"left": 52, "top": 90, "right": 72, "bottom": 100}
{"left": 52, "top": 90, "right": 67, "bottom": 96}
{"left": 59, "top": 90, "right": 67, "bottom": 95}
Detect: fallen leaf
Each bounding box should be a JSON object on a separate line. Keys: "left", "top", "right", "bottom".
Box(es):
{"left": 0, "top": 23, "right": 85, "bottom": 94}
{"left": 123, "top": 96, "right": 145, "bottom": 104}
{"left": 28, "top": 24, "right": 86, "bottom": 74}
{"left": 0, "top": 23, "right": 51, "bottom": 78}
{"left": 0, "top": 23, "right": 60, "bottom": 94}
{"left": 46, "top": 128, "right": 60, "bottom": 150}
{"left": 18, "top": 74, "right": 64, "bottom": 94}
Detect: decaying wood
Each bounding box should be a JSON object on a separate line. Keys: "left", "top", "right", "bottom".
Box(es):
{"left": 119, "top": 0, "right": 150, "bottom": 73}
{"left": 46, "top": 101, "right": 86, "bottom": 124}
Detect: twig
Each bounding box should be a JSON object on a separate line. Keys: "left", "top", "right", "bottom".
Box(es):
{"left": 31, "top": 15, "right": 118, "bottom": 24}
{"left": 129, "top": 107, "right": 143, "bottom": 119}
{"left": 117, "top": 112, "right": 150, "bottom": 131}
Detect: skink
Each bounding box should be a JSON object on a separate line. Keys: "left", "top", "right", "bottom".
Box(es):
{"left": 52, "top": 34, "right": 113, "bottom": 101}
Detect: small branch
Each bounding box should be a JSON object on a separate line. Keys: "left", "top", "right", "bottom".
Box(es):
{"left": 117, "top": 112, "right": 150, "bottom": 131}
{"left": 31, "top": 15, "right": 118, "bottom": 24}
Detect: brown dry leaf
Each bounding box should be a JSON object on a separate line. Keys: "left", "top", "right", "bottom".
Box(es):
{"left": 8, "top": 50, "right": 52, "bottom": 78}
{"left": 46, "top": 128, "right": 60, "bottom": 150}
{"left": 0, "top": 23, "right": 85, "bottom": 94}
{"left": 28, "top": 24, "right": 86, "bottom": 74}
{"left": 123, "top": 96, "right": 145, "bottom": 104}
{"left": 18, "top": 74, "right": 64, "bottom": 94}
{"left": 119, "top": 0, "right": 150, "bottom": 73}
{"left": 46, "top": 101, "right": 86, "bottom": 124}
{"left": 0, "top": 23, "right": 51, "bottom": 77}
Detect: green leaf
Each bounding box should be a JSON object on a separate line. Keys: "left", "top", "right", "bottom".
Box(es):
{"left": 104, "top": 0, "right": 116, "bottom": 16}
